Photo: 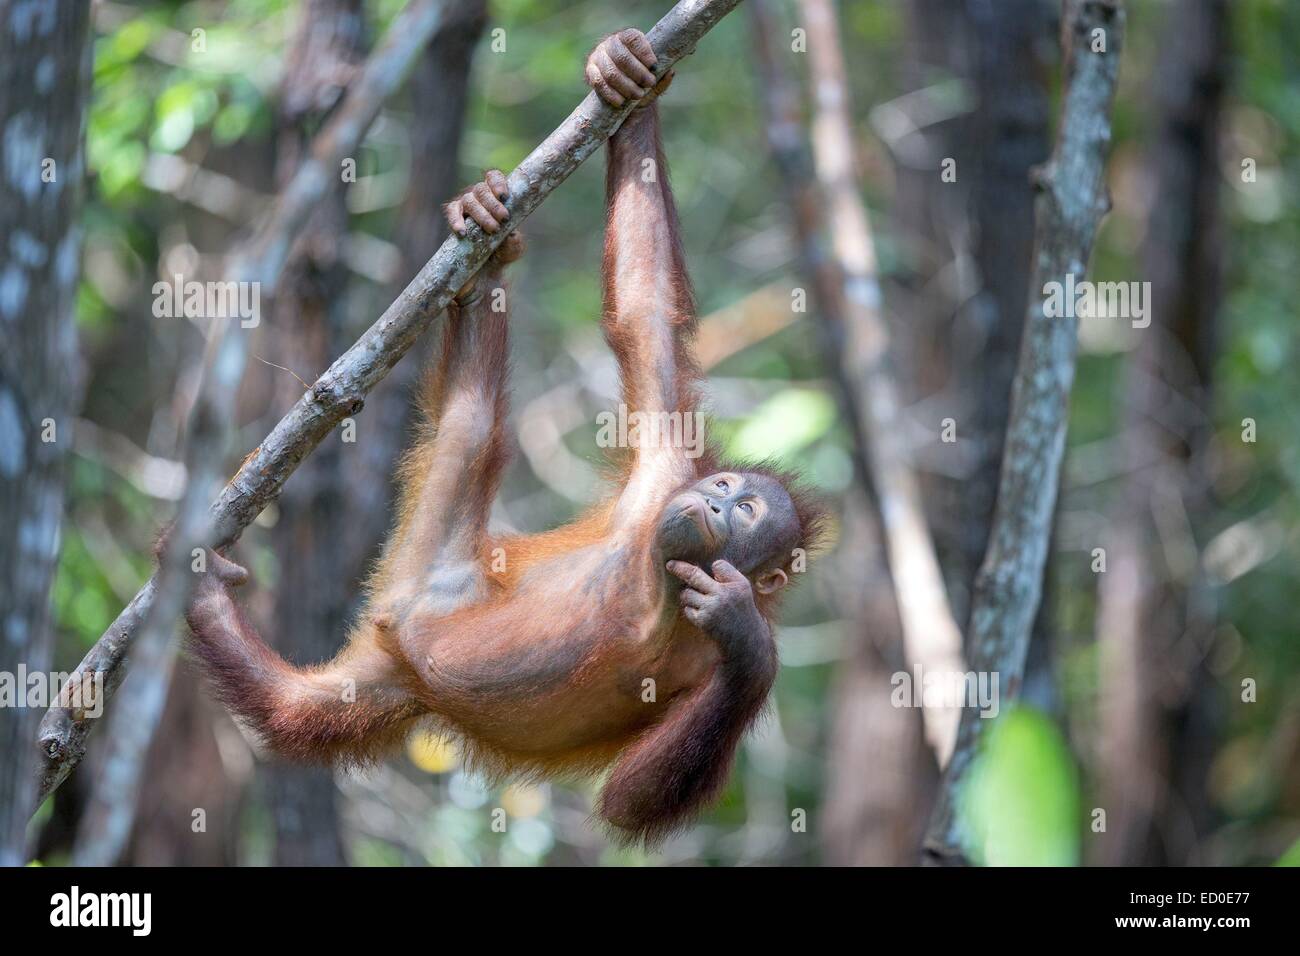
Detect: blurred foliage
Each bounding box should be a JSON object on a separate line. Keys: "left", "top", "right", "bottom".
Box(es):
{"left": 961, "top": 707, "right": 1082, "bottom": 866}
{"left": 1065, "top": 0, "right": 1300, "bottom": 865}
{"left": 47, "top": 0, "right": 1300, "bottom": 866}
{"left": 1276, "top": 836, "right": 1300, "bottom": 867}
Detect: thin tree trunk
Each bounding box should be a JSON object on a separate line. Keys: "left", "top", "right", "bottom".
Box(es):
{"left": 924, "top": 0, "right": 1125, "bottom": 865}
{"left": 125, "top": 667, "right": 243, "bottom": 865}
{"left": 1096, "top": 0, "right": 1226, "bottom": 866}
{"left": 260, "top": 0, "right": 369, "bottom": 868}
{"left": 891, "top": 0, "right": 1055, "bottom": 666}
{"left": 889, "top": 0, "right": 968, "bottom": 420}
{"left": 0, "top": 0, "right": 91, "bottom": 866}
{"left": 749, "top": 0, "right": 935, "bottom": 864}
{"left": 964, "top": 0, "right": 1061, "bottom": 721}
{"left": 952, "top": 0, "right": 1054, "bottom": 623}
{"left": 795, "top": 0, "right": 968, "bottom": 767}
{"left": 821, "top": 494, "right": 936, "bottom": 864}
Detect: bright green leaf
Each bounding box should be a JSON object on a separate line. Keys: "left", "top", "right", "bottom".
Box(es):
{"left": 959, "top": 707, "right": 1081, "bottom": 866}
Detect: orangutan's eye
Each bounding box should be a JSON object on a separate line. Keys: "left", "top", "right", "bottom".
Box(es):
{"left": 715, "top": 478, "right": 730, "bottom": 493}
{"left": 738, "top": 501, "right": 754, "bottom": 516}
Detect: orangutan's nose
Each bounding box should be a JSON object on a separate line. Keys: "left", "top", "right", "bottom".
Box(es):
{"left": 708, "top": 500, "right": 721, "bottom": 514}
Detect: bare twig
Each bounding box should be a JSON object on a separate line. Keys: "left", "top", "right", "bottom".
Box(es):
{"left": 780, "top": 0, "right": 967, "bottom": 764}
{"left": 37, "top": 0, "right": 747, "bottom": 808}
{"left": 923, "top": 0, "right": 1125, "bottom": 865}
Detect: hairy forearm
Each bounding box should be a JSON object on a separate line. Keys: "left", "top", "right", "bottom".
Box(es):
{"left": 599, "top": 618, "right": 777, "bottom": 842}
{"left": 387, "top": 262, "right": 511, "bottom": 582}
{"left": 600, "top": 672, "right": 772, "bottom": 843}
{"left": 714, "top": 612, "right": 779, "bottom": 690}
{"left": 444, "top": 266, "right": 510, "bottom": 380}
{"left": 601, "top": 100, "right": 699, "bottom": 432}
{"left": 603, "top": 103, "right": 689, "bottom": 312}
{"left": 607, "top": 101, "right": 662, "bottom": 175}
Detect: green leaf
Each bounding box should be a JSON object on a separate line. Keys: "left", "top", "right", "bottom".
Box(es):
{"left": 959, "top": 707, "right": 1081, "bottom": 866}
{"left": 1276, "top": 836, "right": 1300, "bottom": 866}
{"left": 97, "top": 141, "right": 146, "bottom": 198}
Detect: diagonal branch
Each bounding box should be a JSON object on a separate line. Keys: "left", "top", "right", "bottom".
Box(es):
{"left": 923, "top": 0, "right": 1126, "bottom": 865}
{"left": 36, "top": 0, "right": 746, "bottom": 808}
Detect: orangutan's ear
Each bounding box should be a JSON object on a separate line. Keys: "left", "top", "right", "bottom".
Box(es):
{"left": 754, "top": 568, "right": 788, "bottom": 595}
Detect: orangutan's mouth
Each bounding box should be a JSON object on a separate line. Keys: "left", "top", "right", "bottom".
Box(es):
{"left": 678, "top": 496, "right": 718, "bottom": 548}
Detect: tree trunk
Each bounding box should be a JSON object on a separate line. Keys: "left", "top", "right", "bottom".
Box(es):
{"left": 888, "top": 0, "right": 1054, "bottom": 624}
{"left": 821, "top": 494, "right": 936, "bottom": 864}
{"left": 1096, "top": 0, "right": 1227, "bottom": 866}
{"left": 260, "top": 0, "right": 370, "bottom": 867}
{"left": 0, "top": 0, "right": 91, "bottom": 866}
{"left": 924, "top": 0, "right": 1126, "bottom": 864}
{"left": 889, "top": 0, "right": 969, "bottom": 417}
{"left": 749, "top": 0, "right": 937, "bottom": 864}
{"left": 126, "top": 666, "right": 243, "bottom": 865}
{"left": 952, "top": 0, "right": 1054, "bottom": 623}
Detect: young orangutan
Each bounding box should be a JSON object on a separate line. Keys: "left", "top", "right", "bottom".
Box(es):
{"left": 186, "top": 29, "right": 825, "bottom": 844}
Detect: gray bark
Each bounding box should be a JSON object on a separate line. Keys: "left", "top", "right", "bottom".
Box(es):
{"left": 924, "top": 0, "right": 1125, "bottom": 865}
{"left": 952, "top": 0, "right": 1054, "bottom": 623}
{"left": 0, "top": 0, "right": 91, "bottom": 866}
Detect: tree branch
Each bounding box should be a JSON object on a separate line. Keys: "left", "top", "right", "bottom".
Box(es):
{"left": 923, "top": 0, "right": 1125, "bottom": 865}
{"left": 36, "top": 0, "right": 746, "bottom": 808}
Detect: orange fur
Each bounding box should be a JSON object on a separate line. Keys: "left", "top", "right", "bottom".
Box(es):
{"left": 185, "top": 67, "right": 826, "bottom": 844}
